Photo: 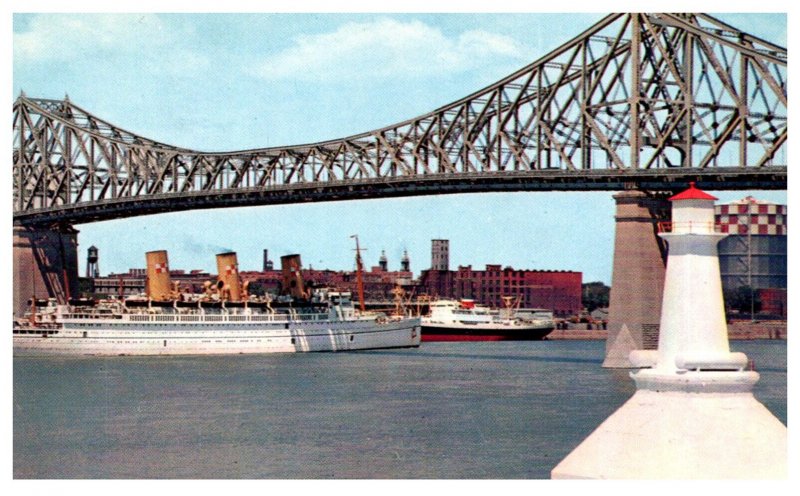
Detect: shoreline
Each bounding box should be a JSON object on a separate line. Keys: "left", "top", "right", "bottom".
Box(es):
{"left": 546, "top": 320, "right": 787, "bottom": 341}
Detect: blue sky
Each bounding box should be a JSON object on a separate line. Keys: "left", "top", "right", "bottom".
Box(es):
{"left": 9, "top": 7, "right": 789, "bottom": 285}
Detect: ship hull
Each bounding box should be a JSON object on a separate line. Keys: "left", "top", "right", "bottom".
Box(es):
{"left": 421, "top": 323, "right": 553, "bottom": 342}
{"left": 14, "top": 318, "right": 421, "bottom": 356}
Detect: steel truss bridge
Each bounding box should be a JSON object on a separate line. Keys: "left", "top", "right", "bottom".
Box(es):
{"left": 13, "top": 13, "right": 786, "bottom": 227}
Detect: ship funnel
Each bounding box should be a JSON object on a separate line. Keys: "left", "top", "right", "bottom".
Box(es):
{"left": 145, "top": 250, "right": 172, "bottom": 301}
{"left": 281, "top": 254, "right": 306, "bottom": 299}
{"left": 216, "top": 252, "right": 242, "bottom": 301}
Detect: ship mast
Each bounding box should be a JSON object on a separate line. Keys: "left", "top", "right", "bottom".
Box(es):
{"left": 351, "top": 235, "right": 366, "bottom": 312}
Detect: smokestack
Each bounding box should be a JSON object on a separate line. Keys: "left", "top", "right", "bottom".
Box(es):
{"left": 216, "top": 252, "right": 242, "bottom": 301}
{"left": 145, "top": 250, "right": 172, "bottom": 301}
{"left": 281, "top": 254, "right": 306, "bottom": 299}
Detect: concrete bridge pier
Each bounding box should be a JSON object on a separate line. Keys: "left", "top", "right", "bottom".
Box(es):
{"left": 602, "top": 191, "right": 670, "bottom": 368}
{"left": 13, "top": 225, "right": 80, "bottom": 318}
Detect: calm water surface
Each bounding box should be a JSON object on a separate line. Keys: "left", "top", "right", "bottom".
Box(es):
{"left": 13, "top": 340, "right": 786, "bottom": 479}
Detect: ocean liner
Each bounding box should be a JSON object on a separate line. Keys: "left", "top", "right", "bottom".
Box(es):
{"left": 13, "top": 249, "right": 421, "bottom": 356}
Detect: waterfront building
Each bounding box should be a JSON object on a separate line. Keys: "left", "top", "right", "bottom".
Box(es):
{"left": 86, "top": 245, "right": 579, "bottom": 314}
{"left": 419, "top": 264, "right": 581, "bottom": 317}
{"left": 419, "top": 268, "right": 454, "bottom": 304}
{"left": 431, "top": 239, "right": 450, "bottom": 271}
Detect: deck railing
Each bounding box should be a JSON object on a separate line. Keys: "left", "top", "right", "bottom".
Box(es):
{"left": 65, "top": 311, "right": 330, "bottom": 323}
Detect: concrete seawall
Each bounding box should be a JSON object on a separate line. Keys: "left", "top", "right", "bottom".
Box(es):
{"left": 726, "top": 320, "right": 787, "bottom": 340}
{"left": 547, "top": 320, "right": 786, "bottom": 340}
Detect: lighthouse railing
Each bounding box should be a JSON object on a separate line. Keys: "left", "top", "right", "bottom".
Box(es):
{"left": 657, "top": 221, "right": 721, "bottom": 234}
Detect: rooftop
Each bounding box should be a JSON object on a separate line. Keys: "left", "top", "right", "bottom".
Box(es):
{"left": 668, "top": 182, "right": 718, "bottom": 201}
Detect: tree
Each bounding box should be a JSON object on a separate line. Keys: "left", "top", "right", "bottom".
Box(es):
{"left": 724, "top": 285, "right": 761, "bottom": 317}
{"left": 582, "top": 282, "right": 610, "bottom": 312}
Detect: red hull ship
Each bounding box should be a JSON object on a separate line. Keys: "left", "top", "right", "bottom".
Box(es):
{"left": 420, "top": 299, "right": 555, "bottom": 342}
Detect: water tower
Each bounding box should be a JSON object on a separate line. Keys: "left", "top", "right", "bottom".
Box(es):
{"left": 86, "top": 245, "right": 99, "bottom": 278}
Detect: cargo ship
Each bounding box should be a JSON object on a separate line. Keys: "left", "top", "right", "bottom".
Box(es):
{"left": 13, "top": 249, "right": 421, "bottom": 356}
{"left": 420, "top": 298, "right": 554, "bottom": 342}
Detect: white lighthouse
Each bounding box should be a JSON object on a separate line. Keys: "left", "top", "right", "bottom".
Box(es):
{"left": 552, "top": 183, "right": 787, "bottom": 479}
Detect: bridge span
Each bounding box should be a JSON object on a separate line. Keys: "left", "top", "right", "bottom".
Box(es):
{"left": 12, "top": 13, "right": 786, "bottom": 366}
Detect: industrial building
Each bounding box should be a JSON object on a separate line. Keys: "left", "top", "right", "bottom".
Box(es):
{"left": 420, "top": 264, "right": 582, "bottom": 317}
{"left": 431, "top": 239, "right": 450, "bottom": 271}
{"left": 418, "top": 239, "right": 582, "bottom": 317}
{"left": 83, "top": 241, "right": 582, "bottom": 317}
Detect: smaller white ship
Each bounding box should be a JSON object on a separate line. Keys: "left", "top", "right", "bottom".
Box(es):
{"left": 420, "top": 297, "right": 554, "bottom": 342}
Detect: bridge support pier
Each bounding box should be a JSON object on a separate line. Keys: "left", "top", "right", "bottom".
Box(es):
{"left": 602, "top": 191, "right": 669, "bottom": 368}
{"left": 13, "top": 225, "right": 80, "bottom": 318}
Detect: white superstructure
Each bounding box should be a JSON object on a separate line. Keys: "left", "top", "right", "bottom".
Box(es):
{"left": 422, "top": 299, "right": 552, "bottom": 331}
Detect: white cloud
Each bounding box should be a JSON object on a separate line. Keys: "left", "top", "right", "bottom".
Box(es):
{"left": 14, "top": 14, "right": 210, "bottom": 75}
{"left": 16, "top": 15, "right": 161, "bottom": 59}
{"left": 251, "top": 17, "right": 528, "bottom": 83}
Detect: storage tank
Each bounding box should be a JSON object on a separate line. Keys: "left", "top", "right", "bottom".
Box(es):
{"left": 715, "top": 197, "right": 787, "bottom": 296}
{"left": 216, "top": 252, "right": 242, "bottom": 301}
{"left": 145, "top": 250, "right": 172, "bottom": 301}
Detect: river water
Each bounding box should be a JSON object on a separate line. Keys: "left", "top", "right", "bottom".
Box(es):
{"left": 13, "top": 340, "right": 786, "bottom": 479}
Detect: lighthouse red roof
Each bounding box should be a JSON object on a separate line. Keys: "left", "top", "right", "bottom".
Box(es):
{"left": 669, "top": 182, "right": 718, "bottom": 201}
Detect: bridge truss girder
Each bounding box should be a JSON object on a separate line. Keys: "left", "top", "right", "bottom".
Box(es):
{"left": 13, "top": 13, "right": 787, "bottom": 227}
